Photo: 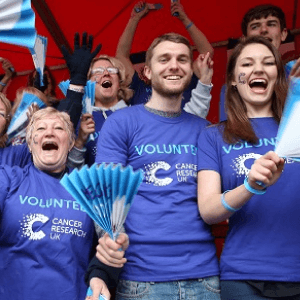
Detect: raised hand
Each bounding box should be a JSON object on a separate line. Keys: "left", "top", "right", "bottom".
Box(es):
{"left": 61, "top": 32, "right": 102, "bottom": 86}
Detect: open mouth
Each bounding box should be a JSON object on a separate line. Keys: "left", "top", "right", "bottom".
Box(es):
{"left": 42, "top": 141, "right": 58, "bottom": 151}
{"left": 249, "top": 79, "right": 268, "bottom": 92}
{"left": 264, "top": 37, "right": 273, "bottom": 43}
{"left": 101, "top": 80, "right": 112, "bottom": 88}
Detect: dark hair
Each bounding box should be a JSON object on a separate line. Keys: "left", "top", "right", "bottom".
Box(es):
{"left": 241, "top": 4, "right": 286, "bottom": 36}
{"left": 27, "top": 66, "right": 57, "bottom": 98}
{"left": 223, "top": 35, "right": 287, "bottom": 144}
{"left": 145, "top": 33, "right": 193, "bottom": 66}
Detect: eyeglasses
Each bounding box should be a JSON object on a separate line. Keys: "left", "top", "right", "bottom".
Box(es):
{"left": 91, "top": 67, "right": 119, "bottom": 76}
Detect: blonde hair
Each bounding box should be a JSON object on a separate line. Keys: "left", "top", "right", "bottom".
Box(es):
{"left": 88, "top": 55, "right": 133, "bottom": 102}
{"left": 26, "top": 107, "right": 75, "bottom": 147}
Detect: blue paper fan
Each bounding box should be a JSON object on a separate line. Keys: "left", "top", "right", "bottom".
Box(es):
{"left": 275, "top": 77, "right": 300, "bottom": 161}
{"left": 82, "top": 80, "right": 96, "bottom": 114}
{"left": 58, "top": 79, "right": 70, "bottom": 96}
{"left": 29, "top": 35, "right": 48, "bottom": 87}
{"left": 7, "top": 92, "right": 46, "bottom": 144}
{"left": 0, "top": 0, "right": 37, "bottom": 49}
{"left": 60, "top": 163, "right": 143, "bottom": 240}
{"left": 86, "top": 287, "right": 107, "bottom": 300}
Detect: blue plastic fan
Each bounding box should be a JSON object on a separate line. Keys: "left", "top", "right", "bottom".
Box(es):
{"left": 60, "top": 163, "right": 143, "bottom": 240}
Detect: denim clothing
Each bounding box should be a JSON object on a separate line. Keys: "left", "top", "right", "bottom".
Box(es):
{"left": 221, "top": 281, "right": 300, "bottom": 300}
{"left": 115, "top": 276, "right": 220, "bottom": 300}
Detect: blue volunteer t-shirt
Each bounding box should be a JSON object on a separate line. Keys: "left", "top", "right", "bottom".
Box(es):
{"left": 96, "top": 104, "right": 219, "bottom": 282}
{"left": 0, "top": 163, "right": 95, "bottom": 300}
{"left": 0, "top": 143, "right": 31, "bottom": 167}
{"left": 197, "top": 117, "right": 300, "bottom": 282}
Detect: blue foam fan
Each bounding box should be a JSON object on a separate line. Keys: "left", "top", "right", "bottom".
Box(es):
{"left": 275, "top": 77, "right": 300, "bottom": 161}
{"left": 0, "top": 0, "right": 37, "bottom": 49}
{"left": 7, "top": 92, "right": 46, "bottom": 144}
{"left": 60, "top": 163, "right": 143, "bottom": 240}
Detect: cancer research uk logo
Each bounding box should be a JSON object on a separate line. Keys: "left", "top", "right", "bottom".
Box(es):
{"left": 19, "top": 213, "right": 88, "bottom": 241}
{"left": 20, "top": 213, "right": 49, "bottom": 240}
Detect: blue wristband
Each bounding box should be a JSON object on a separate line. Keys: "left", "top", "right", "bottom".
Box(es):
{"left": 186, "top": 22, "right": 193, "bottom": 29}
{"left": 221, "top": 190, "right": 240, "bottom": 212}
{"left": 244, "top": 177, "right": 267, "bottom": 195}
{"left": 0, "top": 81, "right": 6, "bottom": 87}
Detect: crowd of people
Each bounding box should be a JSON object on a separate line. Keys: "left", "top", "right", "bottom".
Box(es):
{"left": 0, "top": 2, "right": 300, "bottom": 300}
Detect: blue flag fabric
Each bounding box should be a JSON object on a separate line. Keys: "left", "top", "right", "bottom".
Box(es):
{"left": 0, "top": 0, "right": 37, "bottom": 49}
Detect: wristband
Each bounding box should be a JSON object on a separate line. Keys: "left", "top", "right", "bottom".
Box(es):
{"left": 68, "top": 85, "right": 84, "bottom": 93}
{"left": 244, "top": 177, "right": 267, "bottom": 195}
{"left": 0, "top": 81, "right": 6, "bottom": 87}
{"left": 186, "top": 22, "right": 193, "bottom": 29}
{"left": 221, "top": 190, "right": 240, "bottom": 212}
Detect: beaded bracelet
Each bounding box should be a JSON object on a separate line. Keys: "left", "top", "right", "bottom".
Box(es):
{"left": 186, "top": 22, "right": 194, "bottom": 29}
{"left": 244, "top": 177, "right": 267, "bottom": 195}
{"left": 221, "top": 190, "right": 240, "bottom": 212}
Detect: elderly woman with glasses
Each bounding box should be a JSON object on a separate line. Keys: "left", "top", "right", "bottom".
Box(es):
{"left": 0, "top": 107, "right": 110, "bottom": 300}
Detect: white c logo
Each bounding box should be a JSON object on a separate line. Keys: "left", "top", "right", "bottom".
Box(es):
{"left": 145, "top": 161, "right": 173, "bottom": 186}
{"left": 21, "top": 213, "right": 49, "bottom": 241}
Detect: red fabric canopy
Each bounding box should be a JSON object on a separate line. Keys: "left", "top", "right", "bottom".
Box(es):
{"left": 0, "top": 0, "right": 299, "bottom": 122}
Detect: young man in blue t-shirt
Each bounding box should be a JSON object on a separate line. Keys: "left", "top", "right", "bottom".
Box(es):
{"left": 87, "top": 33, "right": 220, "bottom": 300}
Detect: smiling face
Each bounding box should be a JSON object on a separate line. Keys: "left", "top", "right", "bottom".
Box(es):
{"left": 246, "top": 15, "right": 287, "bottom": 50}
{"left": 89, "top": 59, "right": 120, "bottom": 107}
{"left": 232, "top": 43, "right": 278, "bottom": 114}
{"left": 29, "top": 115, "right": 73, "bottom": 173}
{"left": 144, "top": 41, "right": 193, "bottom": 97}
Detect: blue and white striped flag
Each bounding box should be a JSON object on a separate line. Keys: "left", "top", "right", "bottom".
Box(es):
{"left": 0, "top": 0, "right": 37, "bottom": 49}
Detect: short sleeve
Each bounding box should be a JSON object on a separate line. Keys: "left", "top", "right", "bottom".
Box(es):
{"left": 95, "top": 112, "right": 129, "bottom": 166}
{"left": 0, "top": 166, "right": 15, "bottom": 213}
{"left": 197, "top": 126, "right": 221, "bottom": 174}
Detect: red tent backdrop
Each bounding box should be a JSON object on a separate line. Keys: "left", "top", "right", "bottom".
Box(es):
{"left": 0, "top": 0, "right": 299, "bottom": 124}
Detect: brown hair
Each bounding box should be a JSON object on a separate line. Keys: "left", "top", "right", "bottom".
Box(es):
{"left": 223, "top": 35, "right": 287, "bottom": 144}
{"left": 88, "top": 55, "right": 133, "bottom": 102}
{"left": 241, "top": 4, "right": 286, "bottom": 36}
{"left": 145, "top": 33, "right": 193, "bottom": 67}
{"left": 27, "top": 66, "right": 57, "bottom": 97}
